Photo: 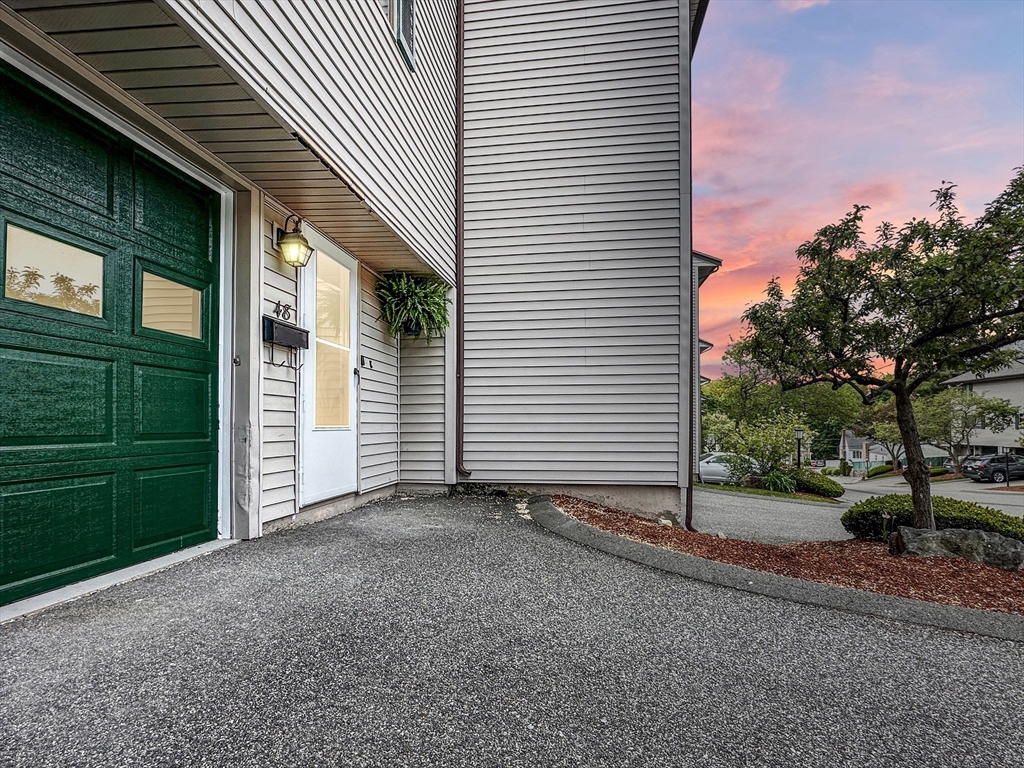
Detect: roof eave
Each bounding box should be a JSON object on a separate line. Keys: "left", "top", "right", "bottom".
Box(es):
{"left": 690, "top": 0, "right": 710, "bottom": 58}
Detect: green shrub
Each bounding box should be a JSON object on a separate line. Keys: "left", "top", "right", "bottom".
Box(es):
{"left": 763, "top": 469, "right": 796, "bottom": 493}
{"left": 841, "top": 494, "right": 1024, "bottom": 542}
{"left": 838, "top": 458, "right": 852, "bottom": 476}
{"left": 790, "top": 469, "right": 845, "bottom": 498}
{"left": 929, "top": 467, "right": 950, "bottom": 477}
{"left": 866, "top": 463, "right": 894, "bottom": 479}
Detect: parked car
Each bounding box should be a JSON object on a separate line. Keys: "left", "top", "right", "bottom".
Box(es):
{"left": 961, "top": 454, "right": 1024, "bottom": 483}
{"left": 698, "top": 452, "right": 746, "bottom": 485}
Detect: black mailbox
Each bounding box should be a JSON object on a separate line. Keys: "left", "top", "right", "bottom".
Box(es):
{"left": 262, "top": 316, "right": 309, "bottom": 349}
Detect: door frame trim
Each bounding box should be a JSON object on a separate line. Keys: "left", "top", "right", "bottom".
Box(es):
{"left": 1, "top": 43, "right": 239, "bottom": 540}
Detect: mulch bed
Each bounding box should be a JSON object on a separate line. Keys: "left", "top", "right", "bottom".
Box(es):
{"left": 551, "top": 495, "right": 1024, "bottom": 617}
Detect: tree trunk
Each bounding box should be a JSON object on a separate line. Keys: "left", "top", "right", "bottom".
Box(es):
{"left": 892, "top": 380, "right": 935, "bottom": 530}
{"left": 884, "top": 445, "right": 901, "bottom": 469}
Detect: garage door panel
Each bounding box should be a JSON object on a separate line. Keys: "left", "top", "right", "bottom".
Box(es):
{"left": 0, "top": 176, "right": 123, "bottom": 246}
{"left": 0, "top": 472, "right": 117, "bottom": 588}
{"left": 132, "top": 460, "right": 214, "bottom": 553}
{"left": 134, "top": 364, "right": 212, "bottom": 442}
{"left": 1, "top": 66, "right": 220, "bottom": 606}
{"left": 0, "top": 345, "right": 114, "bottom": 448}
{"left": 0, "top": 442, "right": 218, "bottom": 467}
{"left": 132, "top": 151, "right": 217, "bottom": 268}
{"left": 0, "top": 339, "right": 217, "bottom": 468}
{"left": 0, "top": 67, "right": 117, "bottom": 218}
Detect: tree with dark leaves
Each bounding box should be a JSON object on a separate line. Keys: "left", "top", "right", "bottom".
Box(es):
{"left": 734, "top": 170, "right": 1024, "bottom": 529}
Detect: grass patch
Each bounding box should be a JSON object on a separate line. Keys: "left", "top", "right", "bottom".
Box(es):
{"left": 694, "top": 482, "right": 841, "bottom": 503}
{"left": 897, "top": 472, "right": 965, "bottom": 485}
{"left": 863, "top": 471, "right": 902, "bottom": 480}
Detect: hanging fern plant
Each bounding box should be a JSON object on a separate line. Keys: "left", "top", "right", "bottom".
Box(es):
{"left": 374, "top": 271, "right": 451, "bottom": 343}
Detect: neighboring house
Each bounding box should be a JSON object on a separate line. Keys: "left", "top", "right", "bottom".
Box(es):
{"left": 942, "top": 353, "right": 1024, "bottom": 457}
{"left": 688, "top": 256, "right": 720, "bottom": 466}
{"left": 836, "top": 431, "right": 946, "bottom": 471}
{"left": 837, "top": 431, "right": 892, "bottom": 471}
{"left": 0, "top": 0, "right": 715, "bottom": 607}
{"left": 695, "top": 351, "right": 712, "bottom": 458}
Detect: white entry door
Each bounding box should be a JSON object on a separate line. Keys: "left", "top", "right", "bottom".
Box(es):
{"left": 299, "top": 228, "right": 359, "bottom": 505}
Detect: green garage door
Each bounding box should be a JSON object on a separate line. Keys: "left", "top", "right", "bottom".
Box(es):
{"left": 0, "top": 65, "right": 220, "bottom": 606}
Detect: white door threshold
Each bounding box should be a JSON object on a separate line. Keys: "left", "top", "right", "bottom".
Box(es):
{"left": 0, "top": 539, "right": 238, "bottom": 624}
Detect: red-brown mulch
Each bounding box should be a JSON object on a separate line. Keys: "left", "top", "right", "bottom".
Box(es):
{"left": 990, "top": 485, "right": 1024, "bottom": 492}
{"left": 551, "top": 494, "right": 1024, "bottom": 617}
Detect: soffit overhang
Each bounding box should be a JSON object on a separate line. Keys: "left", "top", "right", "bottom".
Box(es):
{"left": 0, "top": 0, "right": 433, "bottom": 277}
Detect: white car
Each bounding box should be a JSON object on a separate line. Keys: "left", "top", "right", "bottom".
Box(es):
{"left": 698, "top": 452, "right": 744, "bottom": 484}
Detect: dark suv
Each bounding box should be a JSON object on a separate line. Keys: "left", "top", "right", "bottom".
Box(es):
{"left": 961, "top": 454, "right": 1024, "bottom": 483}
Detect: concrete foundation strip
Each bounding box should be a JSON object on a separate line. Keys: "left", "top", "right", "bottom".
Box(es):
{"left": 526, "top": 495, "right": 1024, "bottom": 643}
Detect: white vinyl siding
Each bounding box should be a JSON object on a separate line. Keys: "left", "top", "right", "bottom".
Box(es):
{"left": 462, "top": 0, "right": 687, "bottom": 485}
{"left": 164, "top": 0, "right": 457, "bottom": 282}
{"left": 400, "top": 336, "right": 446, "bottom": 484}
{"left": 261, "top": 215, "right": 299, "bottom": 522}
{"left": 358, "top": 270, "right": 400, "bottom": 491}
{"left": 961, "top": 376, "right": 1024, "bottom": 450}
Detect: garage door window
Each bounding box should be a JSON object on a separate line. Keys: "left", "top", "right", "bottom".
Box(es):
{"left": 141, "top": 271, "right": 202, "bottom": 339}
{"left": 3, "top": 224, "right": 103, "bottom": 317}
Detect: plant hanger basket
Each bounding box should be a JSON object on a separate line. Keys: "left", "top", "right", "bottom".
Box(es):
{"left": 374, "top": 271, "right": 451, "bottom": 344}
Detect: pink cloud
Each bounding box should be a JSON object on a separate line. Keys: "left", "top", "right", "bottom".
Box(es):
{"left": 778, "top": 0, "right": 831, "bottom": 11}
{"left": 693, "top": 31, "right": 1022, "bottom": 379}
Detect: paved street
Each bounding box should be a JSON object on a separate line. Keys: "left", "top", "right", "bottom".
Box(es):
{"left": 691, "top": 487, "right": 851, "bottom": 544}
{"left": 2, "top": 495, "right": 1022, "bottom": 768}
{"left": 838, "top": 475, "right": 1024, "bottom": 517}
{"left": 691, "top": 476, "right": 1022, "bottom": 546}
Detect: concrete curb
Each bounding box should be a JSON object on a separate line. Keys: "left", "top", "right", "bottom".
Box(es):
{"left": 694, "top": 485, "right": 849, "bottom": 508}
{"left": 527, "top": 496, "right": 1024, "bottom": 643}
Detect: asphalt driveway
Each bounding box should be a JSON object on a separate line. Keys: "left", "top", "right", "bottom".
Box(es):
{"left": 2, "top": 495, "right": 1022, "bottom": 767}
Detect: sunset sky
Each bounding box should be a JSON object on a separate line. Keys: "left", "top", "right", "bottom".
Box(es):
{"left": 692, "top": 0, "right": 1024, "bottom": 378}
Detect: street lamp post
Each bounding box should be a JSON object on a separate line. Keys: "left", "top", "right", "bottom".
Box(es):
{"left": 795, "top": 426, "right": 805, "bottom": 469}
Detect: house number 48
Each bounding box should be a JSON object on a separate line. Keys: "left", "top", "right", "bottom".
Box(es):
{"left": 273, "top": 302, "right": 293, "bottom": 321}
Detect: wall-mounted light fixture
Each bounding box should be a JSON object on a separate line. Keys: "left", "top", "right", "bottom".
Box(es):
{"left": 277, "top": 214, "right": 314, "bottom": 268}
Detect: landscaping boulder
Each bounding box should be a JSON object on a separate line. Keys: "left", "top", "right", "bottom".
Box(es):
{"left": 889, "top": 526, "right": 1024, "bottom": 571}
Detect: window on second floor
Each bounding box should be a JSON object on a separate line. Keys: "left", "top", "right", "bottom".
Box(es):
{"left": 396, "top": 0, "right": 415, "bottom": 68}
{"left": 377, "top": 0, "right": 414, "bottom": 69}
